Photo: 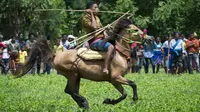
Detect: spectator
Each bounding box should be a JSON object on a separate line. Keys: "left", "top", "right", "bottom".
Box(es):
{"left": 54, "top": 39, "right": 64, "bottom": 53}
{"left": 26, "top": 33, "right": 36, "bottom": 54}
{"left": 135, "top": 43, "right": 145, "bottom": 74}
{"left": 7, "top": 36, "right": 20, "bottom": 52}
{"left": 143, "top": 36, "right": 155, "bottom": 74}
{"left": 186, "top": 33, "right": 200, "bottom": 74}
{"left": 169, "top": 32, "right": 185, "bottom": 72}
{"left": 180, "top": 34, "right": 189, "bottom": 73}
{"left": 2, "top": 45, "right": 10, "bottom": 74}
{"left": 42, "top": 40, "right": 51, "bottom": 75}
{"left": 18, "top": 38, "right": 26, "bottom": 51}
{"left": 130, "top": 42, "right": 137, "bottom": 73}
{"left": 153, "top": 37, "right": 162, "bottom": 73}
{"left": 162, "top": 36, "right": 172, "bottom": 73}
{"left": 19, "top": 46, "right": 27, "bottom": 64}
{"left": 68, "top": 35, "right": 77, "bottom": 49}
{"left": 0, "top": 35, "right": 7, "bottom": 74}
{"left": 60, "top": 34, "right": 70, "bottom": 50}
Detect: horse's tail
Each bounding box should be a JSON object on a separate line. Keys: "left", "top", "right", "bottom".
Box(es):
{"left": 14, "top": 38, "right": 55, "bottom": 78}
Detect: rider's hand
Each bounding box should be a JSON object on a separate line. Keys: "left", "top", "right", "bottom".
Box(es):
{"left": 86, "top": 9, "right": 93, "bottom": 14}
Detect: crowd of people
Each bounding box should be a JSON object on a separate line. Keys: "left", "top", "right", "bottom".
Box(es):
{"left": 130, "top": 31, "right": 200, "bottom": 74}
{"left": 0, "top": 33, "right": 77, "bottom": 75}
{"left": 0, "top": 31, "right": 199, "bottom": 75}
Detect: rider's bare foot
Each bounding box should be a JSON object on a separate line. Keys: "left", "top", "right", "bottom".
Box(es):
{"left": 103, "top": 69, "right": 109, "bottom": 75}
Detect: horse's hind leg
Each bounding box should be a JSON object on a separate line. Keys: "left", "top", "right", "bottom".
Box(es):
{"left": 113, "top": 76, "right": 138, "bottom": 102}
{"left": 103, "top": 83, "right": 127, "bottom": 105}
{"left": 64, "top": 74, "right": 89, "bottom": 108}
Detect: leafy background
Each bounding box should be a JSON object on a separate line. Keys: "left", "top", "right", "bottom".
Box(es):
{"left": 0, "top": 0, "right": 199, "bottom": 40}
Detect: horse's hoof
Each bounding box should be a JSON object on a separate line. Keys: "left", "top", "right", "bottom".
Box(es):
{"left": 103, "top": 98, "right": 112, "bottom": 104}
{"left": 79, "top": 101, "right": 89, "bottom": 109}
{"left": 133, "top": 97, "right": 138, "bottom": 101}
{"left": 131, "top": 101, "right": 137, "bottom": 105}
{"left": 80, "top": 104, "right": 89, "bottom": 109}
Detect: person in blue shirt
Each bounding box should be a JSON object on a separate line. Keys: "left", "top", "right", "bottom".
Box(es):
{"left": 153, "top": 37, "right": 163, "bottom": 73}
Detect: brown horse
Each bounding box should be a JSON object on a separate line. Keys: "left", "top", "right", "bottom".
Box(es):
{"left": 14, "top": 18, "right": 143, "bottom": 108}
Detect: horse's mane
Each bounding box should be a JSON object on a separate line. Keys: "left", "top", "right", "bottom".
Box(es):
{"left": 113, "top": 17, "right": 133, "bottom": 34}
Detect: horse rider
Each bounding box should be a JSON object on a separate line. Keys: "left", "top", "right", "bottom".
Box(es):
{"left": 82, "top": 1, "right": 114, "bottom": 74}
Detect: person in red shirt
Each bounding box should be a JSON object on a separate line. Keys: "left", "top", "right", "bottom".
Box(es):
{"left": 0, "top": 35, "right": 7, "bottom": 74}
{"left": 186, "top": 33, "right": 200, "bottom": 74}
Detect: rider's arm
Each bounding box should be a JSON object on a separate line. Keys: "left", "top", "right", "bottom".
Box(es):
{"left": 82, "top": 13, "right": 99, "bottom": 31}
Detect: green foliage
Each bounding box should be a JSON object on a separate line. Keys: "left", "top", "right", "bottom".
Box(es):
{"left": 0, "top": 0, "right": 200, "bottom": 40}
{"left": 0, "top": 73, "right": 200, "bottom": 111}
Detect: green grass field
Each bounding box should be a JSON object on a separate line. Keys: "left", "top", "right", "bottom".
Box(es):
{"left": 0, "top": 73, "right": 200, "bottom": 112}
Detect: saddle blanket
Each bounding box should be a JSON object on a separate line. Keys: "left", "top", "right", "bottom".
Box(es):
{"left": 77, "top": 48, "right": 106, "bottom": 60}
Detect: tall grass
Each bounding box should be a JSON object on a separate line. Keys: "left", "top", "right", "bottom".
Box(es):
{"left": 0, "top": 73, "right": 200, "bottom": 112}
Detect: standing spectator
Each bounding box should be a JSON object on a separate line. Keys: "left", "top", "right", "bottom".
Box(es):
{"left": 135, "top": 43, "right": 145, "bottom": 74}
{"left": 26, "top": 33, "right": 36, "bottom": 54}
{"left": 54, "top": 39, "right": 64, "bottom": 53}
{"left": 180, "top": 34, "right": 189, "bottom": 73}
{"left": 0, "top": 35, "right": 7, "bottom": 74}
{"left": 130, "top": 42, "right": 137, "bottom": 73}
{"left": 153, "top": 37, "right": 162, "bottom": 73}
{"left": 7, "top": 36, "right": 20, "bottom": 52}
{"left": 42, "top": 40, "right": 51, "bottom": 75}
{"left": 143, "top": 36, "right": 155, "bottom": 74}
{"left": 186, "top": 33, "right": 200, "bottom": 74}
{"left": 19, "top": 46, "right": 27, "bottom": 64}
{"left": 60, "top": 34, "right": 70, "bottom": 50}
{"left": 18, "top": 38, "right": 26, "bottom": 51}
{"left": 162, "top": 36, "right": 172, "bottom": 73}
{"left": 26, "top": 33, "right": 41, "bottom": 75}
{"left": 2, "top": 45, "right": 10, "bottom": 74}
{"left": 169, "top": 32, "right": 185, "bottom": 73}
{"left": 68, "top": 35, "right": 77, "bottom": 49}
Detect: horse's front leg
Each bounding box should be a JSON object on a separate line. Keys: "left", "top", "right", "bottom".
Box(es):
{"left": 103, "top": 83, "right": 127, "bottom": 105}
{"left": 64, "top": 73, "right": 89, "bottom": 108}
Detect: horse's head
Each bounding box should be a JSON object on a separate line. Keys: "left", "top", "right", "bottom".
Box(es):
{"left": 109, "top": 17, "right": 144, "bottom": 59}
{"left": 114, "top": 17, "right": 143, "bottom": 42}
{"left": 112, "top": 17, "right": 144, "bottom": 51}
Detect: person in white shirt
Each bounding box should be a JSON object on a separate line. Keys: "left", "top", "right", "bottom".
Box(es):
{"left": 162, "top": 36, "right": 172, "bottom": 73}
{"left": 60, "top": 34, "right": 70, "bottom": 50}
{"left": 68, "top": 35, "right": 77, "bottom": 49}
{"left": 169, "top": 32, "right": 185, "bottom": 73}
{"left": 2, "top": 46, "right": 10, "bottom": 73}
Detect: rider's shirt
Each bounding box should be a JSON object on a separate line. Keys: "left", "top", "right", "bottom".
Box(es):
{"left": 82, "top": 14, "right": 104, "bottom": 44}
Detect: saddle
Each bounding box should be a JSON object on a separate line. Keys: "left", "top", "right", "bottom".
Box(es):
{"left": 77, "top": 48, "right": 106, "bottom": 60}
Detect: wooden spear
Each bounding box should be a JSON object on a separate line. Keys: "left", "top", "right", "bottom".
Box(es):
{"left": 34, "top": 9, "right": 133, "bottom": 15}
